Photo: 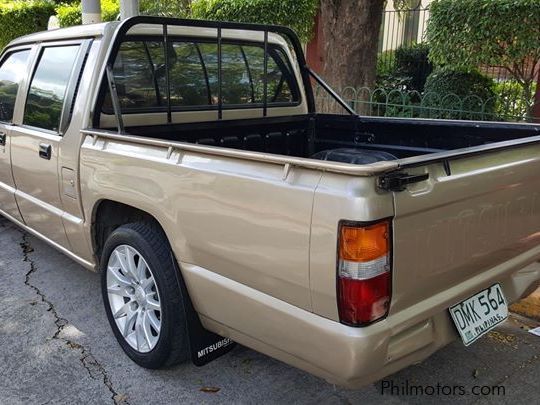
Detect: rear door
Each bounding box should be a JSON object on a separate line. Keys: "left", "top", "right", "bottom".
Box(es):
{"left": 10, "top": 40, "right": 88, "bottom": 247}
{"left": 0, "top": 47, "right": 33, "bottom": 222}
{"left": 390, "top": 143, "right": 540, "bottom": 314}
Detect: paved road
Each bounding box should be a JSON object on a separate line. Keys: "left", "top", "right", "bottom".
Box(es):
{"left": 1, "top": 216, "right": 540, "bottom": 405}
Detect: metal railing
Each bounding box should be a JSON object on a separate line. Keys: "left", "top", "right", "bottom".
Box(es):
{"left": 315, "top": 86, "right": 539, "bottom": 122}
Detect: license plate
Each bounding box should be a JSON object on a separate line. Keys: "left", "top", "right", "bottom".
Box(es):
{"left": 449, "top": 284, "right": 508, "bottom": 346}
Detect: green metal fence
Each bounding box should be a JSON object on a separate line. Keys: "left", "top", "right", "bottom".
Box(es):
{"left": 315, "top": 86, "right": 539, "bottom": 122}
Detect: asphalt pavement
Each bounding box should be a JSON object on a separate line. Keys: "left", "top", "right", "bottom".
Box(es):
{"left": 1, "top": 215, "right": 540, "bottom": 405}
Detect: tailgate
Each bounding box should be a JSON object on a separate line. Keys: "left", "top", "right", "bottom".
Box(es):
{"left": 390, "top": 142, "right": 540, "bottom": 314}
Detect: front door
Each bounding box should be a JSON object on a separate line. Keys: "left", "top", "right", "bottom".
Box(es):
{"left": 10, "top": 42, "right": 84, "bottom": 248}
{"left": 0, "top": 47, "right": 32, "bottom": 222}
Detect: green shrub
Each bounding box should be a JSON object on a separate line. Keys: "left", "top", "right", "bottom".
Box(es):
{"left": 55, "top": 3, "right": 81, "bottom": 27}
{"left": 376, "top": 44, "right": 432, "bottom": 93}
{"left": 0, "top": 1, "right": 56, "bottom": 50}
{"left": 191, "top": 0, "right": 318, "bottom": 43}
{"left": 394, "top": 43, "right": 432, "bottom": 92}
{"left": 56, "top": 0, "right": 120, "bottom": 27}
{"left": 423, "top": 67, "right": 497, "bottom": 120}
{"left": 427, "top": 0, "right": 540, "bottom": 116}
{"left": 140, "top": 0, "right": 191, "bottom": 17}
{"left": 494, "top": 80, "right": 537, "bottom": 121}
{"left": 374, "top": 44, "right": 432, "bottom": 118}
{"left": 376, "top": 49, "right": 396, "bottom": 79}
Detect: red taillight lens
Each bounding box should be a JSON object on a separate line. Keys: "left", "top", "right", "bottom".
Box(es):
{"left": 337, "top": 220, "right": 391, "bottom": 326}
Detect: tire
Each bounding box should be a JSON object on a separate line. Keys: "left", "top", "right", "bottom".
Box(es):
{"left": 100, "top": 222, "right": 189, "bottom": 369}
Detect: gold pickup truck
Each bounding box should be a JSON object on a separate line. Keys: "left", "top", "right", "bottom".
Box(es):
{"left": 1, "top": 17, "right": 539, "bottom": 388}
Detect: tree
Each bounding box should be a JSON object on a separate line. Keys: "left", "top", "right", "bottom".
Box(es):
{"left": 427, "top": 0, "right": 540, "bottom": 116}
{"left": 141, "top": 0, "right": 191, "bottom": 17}
{"left": 191, "top": 0, "right": 318, "bottom": 43}
{"left": 319, "top": 0, "right": 386, "bottom": 113}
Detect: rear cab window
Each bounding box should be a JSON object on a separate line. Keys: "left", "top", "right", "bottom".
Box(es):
{"left": 102, "top": 36, "right": 301, "bottom": 114}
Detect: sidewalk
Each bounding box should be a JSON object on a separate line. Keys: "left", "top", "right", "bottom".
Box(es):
{"left": 511, "top": 287, "right": 540, "bottom": 321}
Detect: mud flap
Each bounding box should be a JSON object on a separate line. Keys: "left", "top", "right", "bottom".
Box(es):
{"left": 170, "top": 254, "right": 236, "bottom": 366}
{"left": 184, "top": 297, "right": 236, "bottom": 366}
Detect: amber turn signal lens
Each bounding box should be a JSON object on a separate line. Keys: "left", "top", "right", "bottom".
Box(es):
{"left": 339, "top": 222, "right": 389, "bottom": 262}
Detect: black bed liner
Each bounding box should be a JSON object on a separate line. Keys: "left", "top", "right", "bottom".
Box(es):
{"left": 125, "top": 113, "right": 540, "bottom": 161}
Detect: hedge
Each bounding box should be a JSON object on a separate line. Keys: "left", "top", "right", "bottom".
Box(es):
{"left": 56, "top": 0, "right": 120, "bottom": 27}
{"left": 0, "top": 1, "right": 56, "bottom": 50}
{"left": 191, "top": 0, "right": 319, "bottom": 43}
{"left": 139, "top": 0, "right": 191, "bottom": 17}
{"left": 427, "top": 0, "right": 540, "bottom": 115}
{"left": 423, "top": 67, "right": 497, "bottom": 120}
{"left": 394, "top": 43, "right": 432, "bottom": 92}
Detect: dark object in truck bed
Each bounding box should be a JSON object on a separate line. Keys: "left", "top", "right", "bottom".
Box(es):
{"left": 311, "top": 148, "right": 397, "bottom": 164}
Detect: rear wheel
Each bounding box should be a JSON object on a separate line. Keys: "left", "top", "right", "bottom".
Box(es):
{"left": 100, "top": 222, "right": 189, "bottom": 368}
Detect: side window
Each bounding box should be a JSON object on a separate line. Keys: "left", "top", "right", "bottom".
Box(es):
{"left": 0, "top": 50, "right": 31, "bottom": 123}
{"left": 104, "top": 41, "right": 166, "bottom": 112}
{"left": 24, "top": 45, "right": 80, "bottom": 132}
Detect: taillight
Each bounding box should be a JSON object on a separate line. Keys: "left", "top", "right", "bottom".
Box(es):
{"left": 337, "top": 220, "right": 392, "bottom": 326}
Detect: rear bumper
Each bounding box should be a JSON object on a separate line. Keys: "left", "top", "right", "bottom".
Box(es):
{"left": 337, "top": 260, "right": 540, "bottom": 387}
{"left": 183, "top": 257, "right": 540, "bottom": 389}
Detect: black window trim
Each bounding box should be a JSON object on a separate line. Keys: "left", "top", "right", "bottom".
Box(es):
{"left": 21, "top": 39, "right": 92, "bottom": 136}
{"left": 99, "top": 34, "right": 303, "bottom": 116}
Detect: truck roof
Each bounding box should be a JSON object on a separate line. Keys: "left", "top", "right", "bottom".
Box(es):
{"left": 8, "top": 22, "right": 119, "bottom": 47}
{"left": 7, "top": 19, "right": 289, "bottom": 49}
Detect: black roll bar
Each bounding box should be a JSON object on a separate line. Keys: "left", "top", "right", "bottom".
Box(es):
{"left": 263, "top": 30, "right": 268, "bottom": 117}
{"left": 105, "top": 65, "right": 125, "bottom": 133}
{"left": 217, "top": 25, "right": 223, "bottom": 119}
{"left": 306, "top": 67, "right": 357, "bottom": 116}
{"left": 162, "top": 23, "right": 172, "bottom": 123}
{"left": 100, "top": 16, "right": 356, "bottom": 132}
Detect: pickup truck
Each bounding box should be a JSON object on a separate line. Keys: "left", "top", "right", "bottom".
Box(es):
{"left": 1, "top": 16, "right": 539, "bottom": 388}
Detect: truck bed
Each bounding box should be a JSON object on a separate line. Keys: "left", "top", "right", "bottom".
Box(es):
{"left": 118, "top": 114, "right": 540, "bottom": 163}
{"left": 81, "top": 117, "right": 540, "bottom": 387}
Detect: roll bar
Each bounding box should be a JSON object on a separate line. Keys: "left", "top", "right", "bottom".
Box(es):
{"left": 101, "top": 16, "right": 356, "bottom": 133}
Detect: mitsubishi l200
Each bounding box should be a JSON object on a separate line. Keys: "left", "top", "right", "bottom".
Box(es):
{"left": 0, "top": 17, "right": 539, "bottom": 387}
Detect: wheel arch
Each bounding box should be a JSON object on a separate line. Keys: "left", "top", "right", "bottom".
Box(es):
{"left": 91, "top": 199, "right": 167, "bottom": 265}
{"left": 92, "top": 198, "right": 237, "bottom": 365}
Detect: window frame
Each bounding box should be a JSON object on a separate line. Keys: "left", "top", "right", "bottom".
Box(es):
{"left": 99, "top": 35, "right": 303, "bottom": 116}
{"left": 20, "top": 39, "right": 92, "bottom": 136}
{"left": 0, "top": 46, "right": 34, "bottom": 125}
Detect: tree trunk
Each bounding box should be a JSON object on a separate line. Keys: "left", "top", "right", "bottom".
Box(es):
{"left": 319, "top": 0, "right": 386, "bottom": 114}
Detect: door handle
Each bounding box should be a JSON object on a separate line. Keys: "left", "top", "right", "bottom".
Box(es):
{"left": 39, "top": 143, "right": 52, "bottom": 160}
{"left": 0, "top": 131, "right": 6, "bottom": 146}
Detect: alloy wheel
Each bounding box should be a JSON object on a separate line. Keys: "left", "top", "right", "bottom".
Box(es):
{"left": 106, "top": 245, "right": 162, "bottom": 353}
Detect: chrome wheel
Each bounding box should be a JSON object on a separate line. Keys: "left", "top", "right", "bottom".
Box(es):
{"left": 106, "top": 245, "right": 162, "bottom": 353}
